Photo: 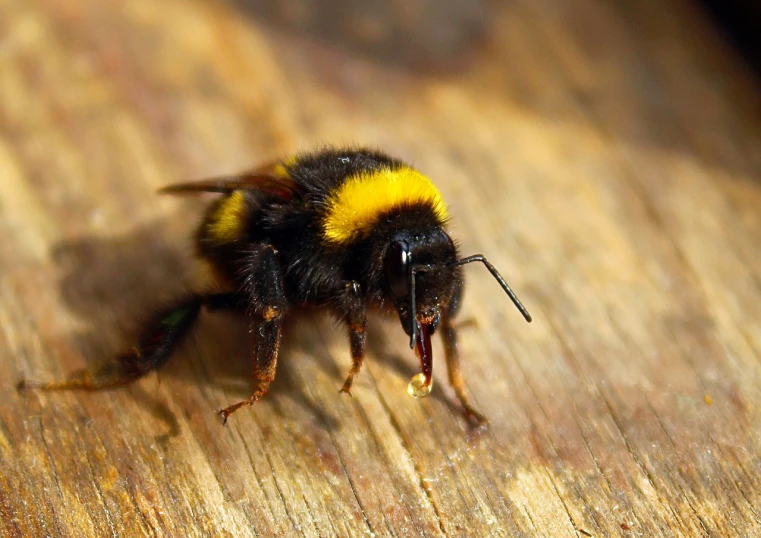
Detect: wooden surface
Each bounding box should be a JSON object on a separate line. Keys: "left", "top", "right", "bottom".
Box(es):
{"left": 2, "top": 0, "right": 761, "bottom": 536}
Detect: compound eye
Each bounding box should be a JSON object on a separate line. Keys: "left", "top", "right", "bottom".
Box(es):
{"left": 385, "top": 241, "right": 411, "bottom": 299}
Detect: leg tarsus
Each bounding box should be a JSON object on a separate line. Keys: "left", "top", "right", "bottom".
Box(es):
{"left": 17, "top": 352, "right": 144, "bottom": 392}
{"left": 441, "top": 317, "right": 489, "bottom": 424}
{"left": 19, "top": 292, "right": 245, "bottom": 394}
{"left": 339, "top": 366, "right": 360, "bottom": 396}
{"left": 337, "top": 281, "right": 367, "bottom": 396}
{"left": 17, "top": 373, "right": 99, "bottom": 392}
{"left": 339, "top": 371, "right": 357, "bottom": 395}
{"left": 217, "top": 373, "right": 275, "bottom": 424}
{"left": 217, "top": 395, "right": 258, "bottom": 425}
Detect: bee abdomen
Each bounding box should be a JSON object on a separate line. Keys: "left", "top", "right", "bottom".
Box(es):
{"left": 201, "top": 190, "right": 250, "bottom": 246}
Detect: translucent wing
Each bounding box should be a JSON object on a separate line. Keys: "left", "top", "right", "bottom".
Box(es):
{"left": 158, "top": 164, "right": 298, "bottom": 201}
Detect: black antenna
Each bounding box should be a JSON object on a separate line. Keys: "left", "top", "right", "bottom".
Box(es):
{"left": 449, "top": 254, "right": 532, "bottom": 322}
{"left": 408, "top": 265, "right": 418, "bottom": 349}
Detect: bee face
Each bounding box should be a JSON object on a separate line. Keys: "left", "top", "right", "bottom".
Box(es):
{"left": 383, "top": 227, "right": 459, "bottom": 336}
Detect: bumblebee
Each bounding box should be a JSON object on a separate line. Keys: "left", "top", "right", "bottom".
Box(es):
{"left": 21, "top": 148, "right": 531, "bottom": 424}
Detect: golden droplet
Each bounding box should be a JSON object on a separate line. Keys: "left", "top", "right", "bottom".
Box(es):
{"left": 407, "top": 373, "right": 432, "bottom": 398}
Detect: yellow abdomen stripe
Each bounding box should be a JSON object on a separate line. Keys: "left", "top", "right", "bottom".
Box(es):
{"left": 322, "top": 166, "right": 448, "bottom": 244}
{"left": 208, "top": 191, "right": 247, "bottom": 243}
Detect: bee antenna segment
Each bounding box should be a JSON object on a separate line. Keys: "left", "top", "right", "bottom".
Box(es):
{"left": 408, "top": 266, "right": 418, "bottom": 349}
{"left": 449, "top": 255, "right": 532, "bottom": 322}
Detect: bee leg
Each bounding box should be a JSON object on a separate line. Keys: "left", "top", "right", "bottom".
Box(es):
{"left": 338, "top": 281, "right": 367, "bottom": 395}
{"left": 217, "top": 245, "right": 286, "bottom": 424}
{"left": 441, "top": 282, "right": 488, "bottom": 425}
{"left": 18, "top": 292, "right": 244, "bottom": 392}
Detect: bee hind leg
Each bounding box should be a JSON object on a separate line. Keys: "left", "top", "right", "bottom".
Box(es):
{"left": 18, "top": 292, "right": 243, "bottom": 392}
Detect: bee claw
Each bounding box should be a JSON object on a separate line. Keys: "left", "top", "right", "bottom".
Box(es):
{"left": 464, "top": 407, "right": 489, "bottom": 427}
{"left": 215, "top": 409, "right": 230, "bottom": 426}
{"left": 340, "top": 372, "right": 357, "bottom": 396}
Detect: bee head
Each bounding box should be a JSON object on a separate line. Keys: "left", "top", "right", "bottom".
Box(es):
{"left": 382, "top": 227, "right": 459, "bottom": 342}
{"left": 360, "top": 205, "right": 531, "bottom": 354}
{"left": 361, "top": 205, "right": 531, "bottom": 398}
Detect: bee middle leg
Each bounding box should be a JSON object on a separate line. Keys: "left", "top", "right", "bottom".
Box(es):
{"left": 217, "top": 245, "right": 287, "bottom": 424}
{"left": 337, "top": 281, "right": 367, "bottom": 395}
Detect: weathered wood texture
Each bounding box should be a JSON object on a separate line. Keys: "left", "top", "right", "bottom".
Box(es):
{"left": 2, "top": 0, "right": 761, "bottom": 536}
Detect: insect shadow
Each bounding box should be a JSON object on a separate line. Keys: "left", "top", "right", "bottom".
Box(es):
{"left": 49, "top": 218, "right": 454, "bottom": 436}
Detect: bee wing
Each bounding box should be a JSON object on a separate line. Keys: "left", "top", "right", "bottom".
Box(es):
{"left": 158, "top": 166, "right": 298, "bottom": 201}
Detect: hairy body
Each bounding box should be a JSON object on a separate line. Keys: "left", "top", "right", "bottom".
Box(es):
{"left": 20, "top": 148, "right": 531, "bottom": 424}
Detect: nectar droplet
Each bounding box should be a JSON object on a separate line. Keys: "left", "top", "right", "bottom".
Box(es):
{"left": 407, "top": 373, "right": 432, "bottom": 398}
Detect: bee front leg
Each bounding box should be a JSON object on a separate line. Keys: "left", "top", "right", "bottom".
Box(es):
{"left": 217, "top": 245, "right": 287, "bottom": 424}
{"left": 337, "top": 281, "right": 367, "bottom": 395}
{"left": 441, "top": 280, "right": 488, "bottom": 425}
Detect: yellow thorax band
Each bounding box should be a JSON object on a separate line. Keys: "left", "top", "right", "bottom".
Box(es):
{"left": 322, "top": 167, "right": 448, "bottom": 244}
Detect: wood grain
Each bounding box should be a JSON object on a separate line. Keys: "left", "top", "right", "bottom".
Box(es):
{"left": 2, "top": 0, "right": 761, "bottom": 536}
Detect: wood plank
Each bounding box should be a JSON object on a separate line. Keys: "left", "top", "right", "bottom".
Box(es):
{"left": 2, "top": 0, "right": 760, "bottom": 536}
